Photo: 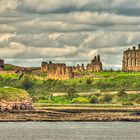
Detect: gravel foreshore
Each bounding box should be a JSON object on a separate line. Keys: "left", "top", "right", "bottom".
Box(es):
{"left": 0, "top": 107, "right": 140, "bottom": 122}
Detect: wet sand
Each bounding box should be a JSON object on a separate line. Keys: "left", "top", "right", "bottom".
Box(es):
{"left": 0, "top": 107, "right": 140, "bottom": 122}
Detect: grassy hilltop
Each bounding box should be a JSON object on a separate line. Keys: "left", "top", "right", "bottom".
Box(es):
{"left": 0, "top": 71, "right": 140, "bottom": 105}
{"left": 0, "top": 87, "right": 31, "bottom": 102}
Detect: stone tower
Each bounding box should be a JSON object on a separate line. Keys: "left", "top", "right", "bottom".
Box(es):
{"left": 86, "top": 55, "right": 102, "bottom": 72}
{"left": 122, "top": 44, "right": 140, "bottom": 71}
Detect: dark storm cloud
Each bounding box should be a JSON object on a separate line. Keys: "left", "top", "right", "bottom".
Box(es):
{"left": 17, "top": 0, "right": 140, "bottom": 17}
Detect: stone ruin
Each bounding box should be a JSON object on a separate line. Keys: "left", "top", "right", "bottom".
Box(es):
{"left": 41, "top": 55, "right": 103, "bottom": 80}
{"left": 72, "top": 64, "right": 85, "bottom": 72}
{"left": 41, "top": 61, "right": 74, "bottom": 80}
{"left": 86, "top": 55, "right": 102, "bottom": 72}
{"left": 72, "top": 55, "right": 102, "bottom": 73}
{"left": 123, "top": 44, "right": 140, "bottom": 71}
{"left": 0, "top": 58, "right": 4, "bottom": 71}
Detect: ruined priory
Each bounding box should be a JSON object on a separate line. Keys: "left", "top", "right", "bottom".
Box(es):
{"left": 122, "top": 44, "right": 140, "bottom": 71}
{"left": 1, "top": 44, "right": 140, "bottom": 80}
{"left": 41, "top": 55, "right": 102, "bottom": 80}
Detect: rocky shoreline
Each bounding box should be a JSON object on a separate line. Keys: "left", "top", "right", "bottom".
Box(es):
{"left": 0, "top": 107, "right": 140, "bottom": 122}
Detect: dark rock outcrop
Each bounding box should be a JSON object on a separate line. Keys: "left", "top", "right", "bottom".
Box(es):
{"left": 0, "top": 100, "right": 33, "bottom": 112}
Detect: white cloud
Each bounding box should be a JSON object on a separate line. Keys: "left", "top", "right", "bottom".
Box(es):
{"left": 0, "top": 0, "right": 20, "bottom": 12}
{"left": 0, "top": 33, "right": 16, "bottom": 42}
{"left": 0, "top": 24, "right": 16, "bottom": 32}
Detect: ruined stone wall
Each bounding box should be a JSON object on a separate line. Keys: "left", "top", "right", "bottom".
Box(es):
{"left": 41, "top": 62, "right": 48, "bottom": 71}
{"left": 0, "top": 59, "right": 4, "bottom": 71}
{"left": 42, "top": 61, "right": 74, "bottom": 80}
{"left": 72, "top": 55, "right": 102, "bottom": 73}
{"left": 86, "top": 55, "right": 102, "bottom": 72}
{"left": 123, "top": 44, "right": 140, "bottom": 71}
{"left": 41, "top": 55, "right": 102, "bottom": 80}
{"left": 72, "top": 64, "right": 85, "bottom": 72}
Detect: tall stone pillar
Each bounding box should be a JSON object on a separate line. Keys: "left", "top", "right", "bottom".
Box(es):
{"left": 66, "top": 67, "right": 73, "bottom": 79}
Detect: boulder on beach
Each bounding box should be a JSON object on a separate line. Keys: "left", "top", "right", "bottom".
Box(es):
{"left": 0, "top": 87, "right": 33, "bottom": 111}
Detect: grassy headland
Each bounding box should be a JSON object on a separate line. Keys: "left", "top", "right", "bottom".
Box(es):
{"left": 0, "top": 71, "right": 140, "bottom": 105}
{"left": 0, "top": 87, "right": 31, "bottom": 102}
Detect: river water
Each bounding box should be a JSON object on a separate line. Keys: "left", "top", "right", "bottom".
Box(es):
{"left": 0, "top": 122, "right": 139, "bottom": 140}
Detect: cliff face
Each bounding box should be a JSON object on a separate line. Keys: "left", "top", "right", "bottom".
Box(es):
{"left": 0, "top": 87, "right": 33, "bottom": 111}
{"left": 0, "top": 100, "right": 33, "bottom": 111}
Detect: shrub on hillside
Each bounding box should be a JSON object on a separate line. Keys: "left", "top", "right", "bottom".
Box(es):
{"left": 101, "top": 94, "right": 113, "bottom": 103}
{"left": 89, "top": 95, "right": 99, "bottom": 104}
{"left": 135, "top": 96, "right": 140, "bottom": 104}
{"left": 94, "top": 92, "right": 102, "bottom": 97}
{"left": 122, "top": 101, "right": 134, "bottom": 106}
{"left": 21, "top": 76, "right": 34, "bottom": 90}
{"left": 67, "top": 87, "right": 76, "bottom": 97}
{"left": 117, "top": 89, "right": 127, "bottom": 97}
{"left": 86, "top": 79, "right": 92, "bottom": 85}
{"left": 72, "top": 97, "right": 89, "bottom": 104}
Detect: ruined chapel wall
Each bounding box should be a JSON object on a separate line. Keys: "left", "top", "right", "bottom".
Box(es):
{"left": 123, "top": 45, "right": 140, "bottom": 71}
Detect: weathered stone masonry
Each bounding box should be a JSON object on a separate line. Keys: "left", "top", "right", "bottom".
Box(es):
{"left": 86, "top": 55, "right": 102, "bottom": 72}
{"left": 41, "top": 61, "right": 74, "bottom": 80}
{"left": 123, "top": 44, "right": 140, "bottom": 71}
{"left": 42, "top": 55, "right": 103, "bottom": 80}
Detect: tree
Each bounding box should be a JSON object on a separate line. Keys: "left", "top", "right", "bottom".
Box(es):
{"left": 86, "top": 79, "right": 92, "bottom": 85}
{"left": 21, "top": 76, "right": 33, "bottom": 90}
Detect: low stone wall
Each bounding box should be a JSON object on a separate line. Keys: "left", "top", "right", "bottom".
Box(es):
{"left": 0, "top": 100, "right": 33, "bottom": 112}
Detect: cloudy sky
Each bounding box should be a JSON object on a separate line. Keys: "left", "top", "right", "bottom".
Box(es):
{"left": 0, "top": 0, "right": 140, "bottom": 69}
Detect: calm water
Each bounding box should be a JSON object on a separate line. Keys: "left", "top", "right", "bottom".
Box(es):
{"left": 0, "top": 122, "right": 140, "bottom": 140}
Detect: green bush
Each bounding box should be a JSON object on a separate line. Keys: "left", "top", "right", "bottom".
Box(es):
{"left": 89, "top": 95, "right": 99, "bottom": 104}
{"left": 72, "top": 97, "right": 89, "bottom": 104}
{"left": 21, "top": 76, "right": 34, "bottom": 90}
{"left": 51, "top": 96, "right": 71, "bottom": 104}
{"left": 117, "top": 89, "right": 127, "bottom": 97}
{"left": 94, "top": 93, "right": 102, "bottom": 97}
{"left": 67, "top": 87, "right": 76, "bottom": 97}
{"left": 86, "top": 79, "right": 92, "bottom": 85}
{"left": 101, "top": 94, "right": 113, "bottom": 103}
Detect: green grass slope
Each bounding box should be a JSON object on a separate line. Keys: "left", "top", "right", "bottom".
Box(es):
{"left": 0, "top": 87, "right": 31, "bottom": 102}
{"left": 0, "top": 71, "right": 140, "bottom": 103}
